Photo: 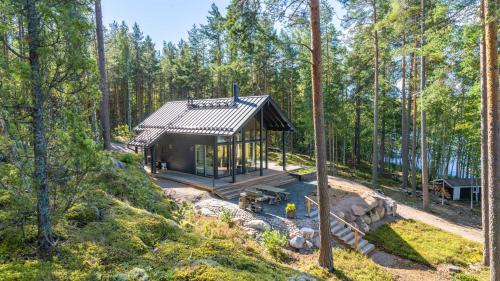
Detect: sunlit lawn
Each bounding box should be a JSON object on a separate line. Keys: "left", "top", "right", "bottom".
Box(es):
{"left": 366, "top": 219, "right": 488, "bottom": 280}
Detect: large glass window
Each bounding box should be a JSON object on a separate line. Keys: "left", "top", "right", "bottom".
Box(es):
{"left": 206, "top": 145, "right": 214, "bottom": 177}
{"left": 195, "top": 145, "right": 205, "bottom": 176}
{"left": 195, "top": 144, "right": 214, "bottom": 177}
{"left": 217, "top": 144, "right": 230, "bottom": 177}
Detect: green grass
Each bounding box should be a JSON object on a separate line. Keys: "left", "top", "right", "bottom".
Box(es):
{"left": 0, "top": 150, "right": 401, "bottom": 280}
{"left": 366, "top": 219, "right": 486, "bottom": 279}
{"left": 303, "top": 249, "right": 393, "bottom": 281}
{"left": 293, "top": 167, "right": 317, "bottom": 176}
{"left": 0, "top": 151, "right": 394, "bottom": 281}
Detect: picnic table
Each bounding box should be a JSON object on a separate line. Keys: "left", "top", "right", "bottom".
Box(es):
{"left": 250, "top": 184, "right": 290, "bottom": 203}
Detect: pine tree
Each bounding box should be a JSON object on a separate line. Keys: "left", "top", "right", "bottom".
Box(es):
{"left": 95, "top": 0, "right": 111, "bottom": 150}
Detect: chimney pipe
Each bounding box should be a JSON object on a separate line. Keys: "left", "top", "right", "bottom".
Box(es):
{"left": 232, "top": 82, "right": 239, "bottom": 101}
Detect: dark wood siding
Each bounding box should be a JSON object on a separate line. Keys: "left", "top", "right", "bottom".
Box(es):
{"left": 157, "top": 134, "right": 214, "bottom": 174}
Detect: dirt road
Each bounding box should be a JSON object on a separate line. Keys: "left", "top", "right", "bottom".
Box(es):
{"left": 327, "top": 175, "right": 483, "bottom": 244}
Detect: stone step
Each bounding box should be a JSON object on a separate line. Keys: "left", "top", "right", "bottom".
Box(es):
{"left": 330, "top": 224, "right": 344, "bottom": 235}
{"left": 356, "top": 239, "right": 369, "bottom": 250}
{"left": 341, "top": 231, "right": 355, "bottom": 242}
{"left": 330, "top": 220, "right": 338, "bottom": 228}
{"left": 334, "top": 227, "right": 350, "bottom": 238}
{"left": 361, "top": 243, "right": 375, "bottom": 255}
{"left": 309, "top": 210, "right": 319, "bottom": 218}
{"left": 346, "top": 237, "right": 368, "bottom": 249}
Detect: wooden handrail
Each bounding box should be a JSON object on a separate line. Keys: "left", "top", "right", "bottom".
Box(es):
{"left": 304, "top": 195, "right": 365, "bottom": 236}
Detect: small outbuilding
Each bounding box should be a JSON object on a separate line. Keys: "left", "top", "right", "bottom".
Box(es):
{"left": 433, "top": 178, "right": 480, "bottom": 201}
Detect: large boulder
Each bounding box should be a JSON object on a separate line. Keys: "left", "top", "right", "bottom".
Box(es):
{"left": 352, "top": 204, "right": 368, "bottom": 216}
{"left": 384, "top": 198, "right": 397, "bottom": 216}
{"left": 304, "top": 240, "right": 313, "bottom": 250}
{"left": 289, "top": 235, "right": 306, "bottom": 249}
{"left": 300, "top": 227, "right": 315, "bottom": 240}
{"left": 199, "top": 208, "right": 215, "bottom": 216}
{"left": 363, "top": 195, "right": 379, "bottom": 210}
{"left": 359, "top": 222, "right": 370, "bottom": 233}
{"left": 245, "top": 219, "right": 271, "bottom": 231}
{"left": 312, "top": 235, "right": 321, "bottom": 248}
{"left": 360, "top": 215, "right": 371, "bottom": 224}
{"left": 369, "top": 211, "right": 380, "bottom": 223}
{"left": 375, "top": 206, "right": 385, "bottom": 218}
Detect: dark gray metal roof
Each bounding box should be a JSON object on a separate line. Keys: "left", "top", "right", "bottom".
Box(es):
{"left": 128, "top": 95, "right": 294, "bottom": 147}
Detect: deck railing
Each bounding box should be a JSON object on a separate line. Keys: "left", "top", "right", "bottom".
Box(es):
{"left": 304, "top": 195, "right": 365, "bottom": 250}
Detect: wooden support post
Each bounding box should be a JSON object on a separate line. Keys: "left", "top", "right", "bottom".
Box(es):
{"left": 135, "top": 146, "right": 138, "bottom": 154}
{"left": 144, "top": 147, "right": 148, "bottom": 165}
{"left": 282, "top": 130, "right": 286, "bottom": 171}
{"left": 151, "top": 145, "right": 157, "bottom": 174}
{"left": 354, "top": 230, "right": 359, "bottom": 249}
{"left": 214, "top": 140, "right": 218, "bottom": 179}
{"left": 265, "top": 129, "right": 269, "bottom": 169}
{"left": 232, "top": 136, "right": 236, "bottom": 183}
{"left": 242, "top": 129, "right": 246, "bottom": 174}
{"left": 260, "top": 109, "right": 263, "bottom": 176}
{"left": 306, "top": 199, "right": 311, "bottom": 217}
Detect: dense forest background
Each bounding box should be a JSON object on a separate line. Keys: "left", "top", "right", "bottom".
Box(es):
{"left": 100, "top": 0, "right": 480, "bottom": 180}
{"left": 0, "top": 0, "right": 483, "bottom": 215}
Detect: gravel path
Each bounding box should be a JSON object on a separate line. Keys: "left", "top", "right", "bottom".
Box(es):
{"left": 327, "top": 175, "right": 483, "bottom": 244}
{"left": 396, "top": 204, "right": 482, "bottom": 243}
{"left": 370, "top": 250, "right": 450, "bottom": 281}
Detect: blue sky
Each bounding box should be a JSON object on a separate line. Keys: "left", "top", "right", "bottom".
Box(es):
{"left": 102, "top": 0, "right": 345, "bottom": 50}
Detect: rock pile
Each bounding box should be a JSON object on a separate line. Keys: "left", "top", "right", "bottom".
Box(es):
{"left": 288, "top": 227, "right": 319, "bottom": 251}
{"left": 348, "top": 191, "right": 397, "bottom": 232}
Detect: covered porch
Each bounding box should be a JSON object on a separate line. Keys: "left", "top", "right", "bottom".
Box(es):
{"left": 145, "top": 160, "right": 302, "bottom": 196}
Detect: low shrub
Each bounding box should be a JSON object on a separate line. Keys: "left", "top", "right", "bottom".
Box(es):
{"left": 261, "top": 229, "right": 287, "bottom": 261}
{"left": 65, "top": 203, "right": 98, "bottom": 227}
{"left": 285, "top": 203, "right": 296, "bottom": 213}
{"left": 112, "top": 124, "right": 131, "bottom": 143}
{"left": 219, "top": 208, "right": 233, "bottom": 227}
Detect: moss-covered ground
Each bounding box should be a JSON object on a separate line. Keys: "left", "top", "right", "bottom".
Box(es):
{"left": 0, "top": 152, "right": 395, "bottom": 280}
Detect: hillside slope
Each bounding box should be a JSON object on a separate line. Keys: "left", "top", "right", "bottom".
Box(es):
{"left": 0, "top": 152, "right": 391, "bottom": 280}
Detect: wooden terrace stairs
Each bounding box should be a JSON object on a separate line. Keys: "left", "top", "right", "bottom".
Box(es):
{"left": 152, "top": 168, "right": 299, "bottom": 200}
{"left": 213, "top": 172, "right": 298, "bottom": 199}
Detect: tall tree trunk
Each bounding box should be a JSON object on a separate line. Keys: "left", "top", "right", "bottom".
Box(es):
{"left": 330, "top": 123, "right": 335, "bottom": 176}
{"left": 127, "top": 76, "right": 132, "bottom": 132}
{"left": 371, "top": 0, "right": 379, "bottom": 186}
{"left": 412, "top": 52, "right": 418, "bottom": 197}
{"left": 147, "top": 80, "right": 153, "bottom": 115}
{"left": 95, "top": 0, "right": 111, "bottom": 150}
{"left": 27, "top": 0, "right": 54, "bottom": 253}
{"left": 401, "top": 36, "right": 409, "bottom": 190}
{"left": 479, "top": 0, "right": 490, "bottom": 267}
{"left": 380, "top": 111, "right": 385, "bottom": 174}
{"left": 485, "top": 0, "right": 499, "bottom": 277}
{"left": 310, "top": 0, "right": 333, "bottom": 271}
{"left": 420, "top": 0, "right": 430, "bottom": 210}
{"left": 354, "top": 87, "right": 361, "bottom": 164}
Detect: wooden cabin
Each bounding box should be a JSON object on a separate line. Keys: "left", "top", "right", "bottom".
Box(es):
{"left": 128, "top": 84, "right": 294, "bottom": 183}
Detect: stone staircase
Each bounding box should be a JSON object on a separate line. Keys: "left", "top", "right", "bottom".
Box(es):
{"left": 309, "top": 210, "right": 375, "bottom": 255}
{"left": 214, "top": 172, "right": 298, "bottom": 199}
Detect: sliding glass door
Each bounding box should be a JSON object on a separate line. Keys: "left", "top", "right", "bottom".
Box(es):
{"left": 195, "top": 144, "right": 214, "bottom": 177}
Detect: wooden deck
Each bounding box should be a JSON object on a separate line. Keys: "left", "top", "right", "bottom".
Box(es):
{"left": 148, "top": 161, "right": 302, "bottom": 199}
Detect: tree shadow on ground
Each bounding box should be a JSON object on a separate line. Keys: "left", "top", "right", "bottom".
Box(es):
{"left": 365, "top": 222, "right": 433, "bottom": 268}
